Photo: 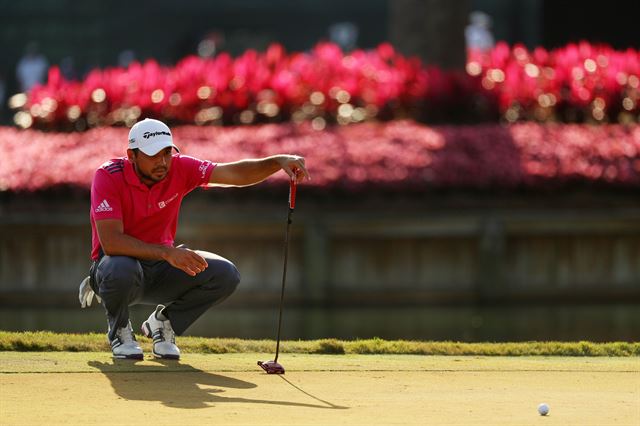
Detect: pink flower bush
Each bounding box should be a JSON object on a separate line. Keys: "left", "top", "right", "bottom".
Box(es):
{"left": 2, "top": 122, "right": 638, "bottom": 192}
{"left": 21, "top": 42, "right": 429, "bottom": 130}
{"left": 467, "top": 41, "right": 640, "bottom": 122}
{"left": 18, "top": 41, "right": 637, "bottom": 130}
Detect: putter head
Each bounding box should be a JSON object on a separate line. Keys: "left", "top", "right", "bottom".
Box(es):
{"left": 258, "top": 360, "right": 285, "bottom": 374}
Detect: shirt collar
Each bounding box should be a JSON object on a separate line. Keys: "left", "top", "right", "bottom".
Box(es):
{"left": 124, "top": 158, "right": 148, "bottom": 190}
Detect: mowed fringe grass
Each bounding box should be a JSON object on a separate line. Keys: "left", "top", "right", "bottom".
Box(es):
{"left": 0, "top": 331, "right": 638, "bottom": 356}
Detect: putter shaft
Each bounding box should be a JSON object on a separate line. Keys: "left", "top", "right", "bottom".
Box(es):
{"left": 274, "top": 207, "right": 293, "bottom": 362}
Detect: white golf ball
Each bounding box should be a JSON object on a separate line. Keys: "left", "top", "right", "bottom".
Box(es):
{"left": 538, "top": 403, "right": 549, "bottom": 416}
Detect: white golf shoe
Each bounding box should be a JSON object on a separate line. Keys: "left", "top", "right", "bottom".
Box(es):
{"left": 142, "top": 305, "right": 180, "bottom": 360}
{"left": 109, "top": 321, "right": 143, "bottom": 360}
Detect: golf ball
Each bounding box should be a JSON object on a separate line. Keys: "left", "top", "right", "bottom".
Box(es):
{"left": 538, "top": 403, "right": 549, "bottom": 416}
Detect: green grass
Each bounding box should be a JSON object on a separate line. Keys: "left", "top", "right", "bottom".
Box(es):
{"left": 0, "top": 331, "right": 638, "bottom": 356}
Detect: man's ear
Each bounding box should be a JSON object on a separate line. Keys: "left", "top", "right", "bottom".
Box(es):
{"left": 126, "top": 149, "right": 136, "bottom": 162}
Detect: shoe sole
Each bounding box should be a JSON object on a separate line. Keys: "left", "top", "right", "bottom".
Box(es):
{"left": 152, "top": 351, "right": 180, "bottom": 360}
{"left": 112, "top": 353, "right": 143, "bottom": 360}
{"left": 142, "top": 321, "right": 180, "bottom": 360}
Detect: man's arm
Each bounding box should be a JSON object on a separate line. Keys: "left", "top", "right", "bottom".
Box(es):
{"left": 208, "top": 154, "right": 309, "bottom": 187}
{"left": 95, "top": 219, "right": 208, "bottom": 276}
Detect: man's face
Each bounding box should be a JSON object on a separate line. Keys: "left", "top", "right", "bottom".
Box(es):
{"left": 128, "top": 147, "right": 173, "bottom": 186}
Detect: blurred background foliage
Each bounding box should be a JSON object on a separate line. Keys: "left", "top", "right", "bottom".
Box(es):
{"left": 1, "top": 0, "right": 639, "bottom": 342}
{"left": 2, "top": 0, "right": 639, "bottom": 125}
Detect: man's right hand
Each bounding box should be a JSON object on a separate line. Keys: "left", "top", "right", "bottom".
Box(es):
{"left": 96, "top": 219, "right": 209, "bottom": 276}
{"left": 163, "top": 247, "right": 209, "bottom": 276}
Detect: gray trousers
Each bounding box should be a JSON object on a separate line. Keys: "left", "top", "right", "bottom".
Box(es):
{"left": 92, "top": 250, "right": 240, "bottom": 341}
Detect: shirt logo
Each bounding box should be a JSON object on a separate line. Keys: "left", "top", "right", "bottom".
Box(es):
{"left": 158, "top": 193, "right": 179, "bottom": 209}
{"left": 95, "top": 199, "right": 113, "bottom": 213}
{"left": 199, "top": 161, "right": 211, "bottom": 178}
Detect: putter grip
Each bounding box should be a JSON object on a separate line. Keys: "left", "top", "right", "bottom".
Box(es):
{"left": 289, "top": 178, "right": 297, "bottom": 210}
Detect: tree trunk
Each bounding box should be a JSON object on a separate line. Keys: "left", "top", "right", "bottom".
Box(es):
{"left": 389, "top": 0, "right": 470, "bottom": 70}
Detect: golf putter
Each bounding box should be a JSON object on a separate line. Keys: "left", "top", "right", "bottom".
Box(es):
{"left": 258, "top": 175, "right": 297, "bottom": 374}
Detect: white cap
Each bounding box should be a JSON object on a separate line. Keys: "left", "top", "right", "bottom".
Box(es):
{"left": 128, "top": 118, "right": 179, "bottom": 156}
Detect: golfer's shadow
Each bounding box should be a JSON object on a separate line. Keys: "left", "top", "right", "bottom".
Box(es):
{"left": 88, "top": 360, "right": 346, "bottom": 410}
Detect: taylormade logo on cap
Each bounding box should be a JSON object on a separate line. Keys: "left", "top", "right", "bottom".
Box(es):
{"left": 128, "top": 118, "right": 179, "bottom": 156}
{"left": 143, "top": 131, "right": 171, "bottom": 139}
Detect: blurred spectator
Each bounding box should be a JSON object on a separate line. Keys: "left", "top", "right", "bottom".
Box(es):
{"left": 60, "top": 56, "right": 77, "bottom": 80}
{"left": 16, "top": 42, "right": 49, "bottom": 92}
{"left": 329, "top": 22, "right": 359, "bottom": 51}
{"left": 197, "top": 31, "right": 225, "bottom": 58}
{"left": 465, "top": 11, "right": 495, "bottom": 51}
{"left": 118, "top": 49, "right": 136, "bottom": 68}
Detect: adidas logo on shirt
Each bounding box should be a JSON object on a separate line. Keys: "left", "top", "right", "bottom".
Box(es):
{"left": 95, "top": 199, "right": 113, "bottom": 213}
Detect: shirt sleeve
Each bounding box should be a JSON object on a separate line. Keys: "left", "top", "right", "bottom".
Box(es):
{"left": 178, "top": 155, "right": 217, "bottom": 192}
{"left": 91, "top": 169, "right": 123, "bottom": 221}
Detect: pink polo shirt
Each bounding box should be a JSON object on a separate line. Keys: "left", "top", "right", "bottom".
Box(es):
{"left": 90, "top": 154, "right": 216, "bottom": 260}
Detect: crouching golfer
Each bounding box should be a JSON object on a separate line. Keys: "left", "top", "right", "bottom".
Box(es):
{"left": 79, "top": 118, "right": 309, "bottom": 360}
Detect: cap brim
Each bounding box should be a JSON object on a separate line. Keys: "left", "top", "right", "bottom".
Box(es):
{"left": 138, "top": 140, "right": 180, "bottom": 156}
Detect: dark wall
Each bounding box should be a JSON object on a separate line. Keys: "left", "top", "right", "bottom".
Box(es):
{"left": 2, "top": 0, "right": 639, "bottom": 122}
{"left": 542, "top": 1, "right": 640, "bottom": 49}
{"left": 471, "top": 0, "right": 640, "bottom": 50}
{"left": 0, "top": 0, "right": 388, "bottom": 107}
{"left": 4, "top": 0, "right": 638, "bottom": 90}
{"left": 2, "top": 190, "right": 639, "bottom": 307}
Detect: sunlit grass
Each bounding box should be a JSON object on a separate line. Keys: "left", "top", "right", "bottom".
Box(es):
{"left": 0, "top": 331, "right": 637, "bottom": 356}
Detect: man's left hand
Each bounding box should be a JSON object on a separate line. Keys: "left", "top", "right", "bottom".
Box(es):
{"left": 276, "top": 155, "right": 310, "bottom": 183}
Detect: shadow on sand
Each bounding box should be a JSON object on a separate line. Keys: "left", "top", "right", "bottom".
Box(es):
{"left": 88, "top": 359, "right": 348, "bottom": 410}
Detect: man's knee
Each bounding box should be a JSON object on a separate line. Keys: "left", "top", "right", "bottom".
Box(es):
{"left": 218, "top": 260, "right": 240, "bottom": 293}
{"left": 204, "top": 258, "right": 240, "bottom": 294}
{"left": 96, "top": 256, "right": 142, "bottom": 294}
